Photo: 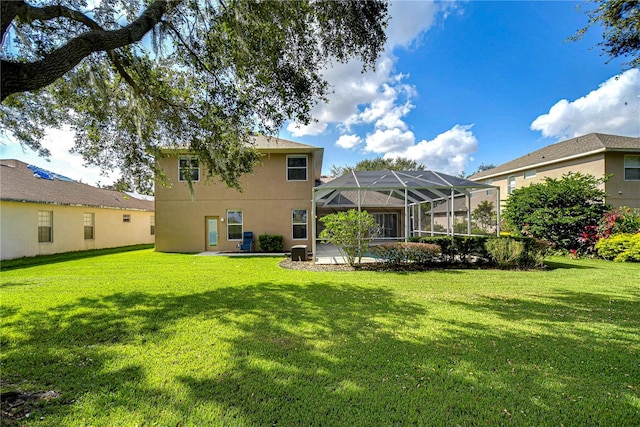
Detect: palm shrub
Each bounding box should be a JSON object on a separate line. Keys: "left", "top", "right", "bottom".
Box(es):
{"left": 485, "top": 236, "right": 545, "bottom": 269}
{"left": 319, "top": 209, "right": 380, "bottom": 266}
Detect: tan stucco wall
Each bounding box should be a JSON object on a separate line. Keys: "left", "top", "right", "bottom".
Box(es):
{"left": 0, "top": 201, "right": 155, "bottom": 260}
{"left": 604, "top": 152, "right": 640, "bottom": 208}
{"left": 155, "top": 152, "right": 317, "bottom": 253}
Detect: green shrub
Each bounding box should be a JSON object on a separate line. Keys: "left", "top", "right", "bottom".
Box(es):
{"left": 258, "top": 234, "right": 284, "bottom": 252}
{"left": 371, "top": 242, "right": 440, "bottom": 267}
{"left": 595, "top": 233, "right": 640, "bottom": 262}
{"left": 319, "top": 210, "right": 379, "bottom": 266}
{"left": 418, "top": 236, "right": 455, "bottom": 262}
{"left": 502, "top": 172, "right": 609, "bottom": 250}
{"left": 485, "top": 237, "right": 545, "bottom": 269}
{"left": 418, "top": 236, "right": 491, "bottom": 262}
{"left": 453, "top": 236, "right": 491, "bottom": 262}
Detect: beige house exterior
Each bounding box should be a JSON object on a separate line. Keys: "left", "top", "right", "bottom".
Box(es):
{"left": 154, "top": 136, "right": 323, "bottom": 253}
{"left": 0, "top": 159, "right": 155, "bottom": 260}
{"left": 469, "top": 133, "right": 640, "bottom": 211}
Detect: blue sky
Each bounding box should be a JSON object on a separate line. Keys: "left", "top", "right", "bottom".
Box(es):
{"left": 2, "top": 0, "right": 639, "bottom": 185}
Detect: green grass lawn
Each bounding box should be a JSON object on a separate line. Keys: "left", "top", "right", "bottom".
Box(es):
{"left": 1, "top": 249, "right": 639, "bottom": 426}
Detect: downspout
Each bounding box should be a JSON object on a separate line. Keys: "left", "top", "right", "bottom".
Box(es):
{"left": 496, "top": 187, "right": 501, "bottom": 236}
{"left": 404, "top": 189, "right": 409, "bottom": 242}
{"left": 312, "top": 188, "right": 317, "bottom": 264}
{"left": 450, "top": 189, "right": 455, "bottom": 237}
{"left": 467, "top": 192, "right": 472, "bottom": 235}
{"left": 430, "top": 201, "right": 434, "bottom": 236}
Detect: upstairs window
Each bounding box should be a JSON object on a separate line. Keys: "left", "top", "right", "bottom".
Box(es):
{"left": 507, "top": 176, "right": 516, "bottom": 194}
{"left": 624, "top": 155, "right": 640, "bottom": 181}
{"left": 38, "top": 210, "right": 53, "bottom": 243}
{"left": 179, "top": 156, "right": 200, "bottom": 182}
{"left": 287, "top": 155, "right": 308, "bottom": 181}
{"left": 524, "top": 169, "right": 536, "bottom": 179}
{"left": 84, "top": 213, "right": 95, "bottom": 240}
{"left": 123, "top": 214, "right": 131, "bottom": 223}
{"left": 485, "top": 179, "right": 494, "bottom": 196}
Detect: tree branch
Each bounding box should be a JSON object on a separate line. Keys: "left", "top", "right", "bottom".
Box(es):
{"left": 17, "top": 2, "right": 103, "bottom": 30}
{"left": 1, "top": 0, "right": 176, "bottom": 101}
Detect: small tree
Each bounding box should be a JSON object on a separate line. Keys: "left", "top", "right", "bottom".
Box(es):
{"left": 319, "top": 210, "right": 380, "bottom": 266}
{"left": 472, "top": 201, "right": 497, "bottom": 233}
{"left": 502, "top": 172, "right": 610, "bottom": 251}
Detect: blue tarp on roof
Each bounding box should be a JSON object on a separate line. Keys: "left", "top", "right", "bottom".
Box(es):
{"left": 27, "top": 164, "right": 73, "bottom": 181}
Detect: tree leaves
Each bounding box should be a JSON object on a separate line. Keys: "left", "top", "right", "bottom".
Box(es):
{"left": 1, "top": 0, "right": 388, "bottom": 192}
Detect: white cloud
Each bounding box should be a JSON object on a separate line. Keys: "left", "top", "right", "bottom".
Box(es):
{"left": 385, "top": 0, "right": 442, "bottom": 49}
{"left": 286, "top": 1, "right": 449, "bottom": 139}
{"left": 365, "top": 128, "right": 416, "bottom": 153}
{"left": 335, "top": 134, "right": 363, "bottom": 150}
{"left": 531, "top": 69, "right": 640, "bottom": 139}
{"left": 384, "top": 125, "right": 478, "bottom": 176}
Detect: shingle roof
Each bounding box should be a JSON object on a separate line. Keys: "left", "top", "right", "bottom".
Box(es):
{"left": 251, "top": 135, "right": 321, "bottom": 151}
{"left": 0, "top": 159, "right": 154, "bottom": 211}
{"left": 470, "top": 133, "right": 640, "bottom": 180}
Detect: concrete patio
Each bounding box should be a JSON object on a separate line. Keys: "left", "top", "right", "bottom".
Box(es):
{"left": 196, "top": 243, "right": 380, "bottom": 265}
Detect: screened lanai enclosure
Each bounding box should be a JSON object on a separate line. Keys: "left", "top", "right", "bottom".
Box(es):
{"left": 312, "top": 170, "right": 500, "bottom": 258}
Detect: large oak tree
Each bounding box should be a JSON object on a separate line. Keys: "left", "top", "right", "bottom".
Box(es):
{"left": 1, "top": 0, "right": 388, "bottom": 192}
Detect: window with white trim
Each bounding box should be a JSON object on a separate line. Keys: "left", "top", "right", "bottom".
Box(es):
{"left": 287, "top": 155, "right": 308, "bottom": 181}
{"left": 507, "top": 176, "right": 516, "bottom": 194}
{"left": 292, "top": 209, "right": 308, "bottom": 240}
{"left": 624, "top": 155, "right": 640, "bottom": 180}
{"left": 150, "top": 216, "right": 155, "bottom": 235}
{"left": 227, "top": 210, "right": 243, "bottom": 240}
{"left": 178, "top": 156, "right": 200, "bottom": 182}
{"left": 524, "top": 169, "right": 536, "bottom": 179}
{"left": 84, "top": 213, "right": 95, "bottom": 240}
{"left": 38, "top": 210, "right": 53, "bottom": 243}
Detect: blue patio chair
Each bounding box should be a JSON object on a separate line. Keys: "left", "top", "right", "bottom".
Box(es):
{"left": 239, "top": 231, "right": 254, "bottom": 252}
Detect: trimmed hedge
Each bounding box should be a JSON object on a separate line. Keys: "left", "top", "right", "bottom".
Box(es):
{"left": 370, "top": 242, "right": 440, "bottom": 267}
{"left": 417, "top": 235, "right": 491, "bottom": 262}
{"left": 258, "top": 234, "right": 284, "bottom": 252}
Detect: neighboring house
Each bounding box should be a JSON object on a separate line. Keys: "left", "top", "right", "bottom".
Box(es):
{"left": 469, "top": 133, "right": 640, "bottom": 211}
{"left": 0, "top": 159, "right": 155, "bottom": 260}
{"left": 154, "top": 135, "right": 323, "bottom": 253}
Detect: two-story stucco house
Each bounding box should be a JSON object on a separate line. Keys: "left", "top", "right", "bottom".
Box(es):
{"left": 154, "top": 136, "right": 323, "bottom": 253}
{"left": 0, "top": 159, "right": 155, "bottom": 260}
{"left": 469, "top": 133, "right": 640, "bottom": 211}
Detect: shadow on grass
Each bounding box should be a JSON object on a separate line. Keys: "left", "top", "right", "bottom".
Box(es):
{"left": 544, "top": 260, "right": 596, "bottom": 270}
{"left": 0, "top": 244, "right": 154, "bottom": 271}
{"left": 2, "top": 281, "right": 639, "bottom": 425}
